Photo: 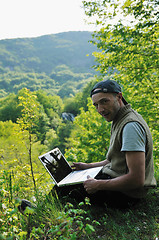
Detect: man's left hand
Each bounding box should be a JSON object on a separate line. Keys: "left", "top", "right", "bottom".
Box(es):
{"left": 83, "top": 175, "right": 98, "bottom": 194}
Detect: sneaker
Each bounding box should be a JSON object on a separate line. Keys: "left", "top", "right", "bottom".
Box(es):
{"left": 18, "top": 199, "right": 37, "bottom": 215}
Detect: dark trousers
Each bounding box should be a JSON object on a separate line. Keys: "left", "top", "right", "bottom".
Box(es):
{"left": 51, "top": 171, "right": 141, "bottom": 209}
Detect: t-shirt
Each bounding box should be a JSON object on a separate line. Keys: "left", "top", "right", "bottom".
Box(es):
{"left": 121, "top": 122, "right": 146, "bottom": 152}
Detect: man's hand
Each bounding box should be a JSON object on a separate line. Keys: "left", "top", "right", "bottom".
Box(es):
{"left": 72, "top": 162, "right": 89, "bottom": 170}
{"left": 72, "top": 159, "right": 109, "bottom": 170}
{"left": 83, "top": 175, "right": 99, "bottom": 194}
{"left": 84, "top": 152, "right": 146, "bottom": 193}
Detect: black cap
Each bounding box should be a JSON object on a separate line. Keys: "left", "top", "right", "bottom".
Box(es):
{"left": 90, "top": 79, "right": 128, "bottom": 105}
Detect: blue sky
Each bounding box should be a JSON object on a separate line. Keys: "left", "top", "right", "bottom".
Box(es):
{"left": 0, "top": 0, "right": 95, "bottom": 40}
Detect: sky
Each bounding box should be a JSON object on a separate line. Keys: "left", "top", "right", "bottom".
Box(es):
{"left": 0, "top": 0, "right": 95, "bottom": 40}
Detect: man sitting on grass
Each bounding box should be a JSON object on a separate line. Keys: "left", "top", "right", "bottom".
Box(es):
{"left": 19, "top": 79, "right": 156, "bottom": 211}
{"left": 71, "top": 79, "right": 156, "bottom": 208}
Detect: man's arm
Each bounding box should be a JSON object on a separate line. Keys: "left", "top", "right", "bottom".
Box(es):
{"left": 72, "top": 159, "right": 109, "bottom": 170}
{"left": 84, "top": 151, "right": 145, "bottom": 194}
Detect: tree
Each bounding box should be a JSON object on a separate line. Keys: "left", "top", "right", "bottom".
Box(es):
{"left": 82, "top": 0, "right": 159, "bottom": 174}
{"left": 65, "top": 99, "right": 111, "bottom": 163}
{"left": 0, "top": 93, "right": 21, "bottom": 122}
{"left": 0, "top": 120, "right": 48, "bottom": 199}
{"left": 17, "top": 88, "right": 41, "bottom": 193}
{"left": 63, "top": 77, "right": 97, "bottom": 115}
{"left": 36, "top": 90, "right": 64, "bottom": 115}
{"left": 44, "top": 128, "right": 60, "bottom": 150}
{"left": 82, "top": 0, "right": 158, "bottom": 100}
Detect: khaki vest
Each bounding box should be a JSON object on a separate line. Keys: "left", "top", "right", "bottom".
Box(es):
{"left": 102, "top": 104, "right": 156, "bottom": 198}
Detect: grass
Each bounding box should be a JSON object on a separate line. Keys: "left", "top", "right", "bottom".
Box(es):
{"left": 88, "top": 190, "right": 159, "bottom": 240}
{"left": 1, "top": 189, "right": 158, "bottom": 239}
{"left": 0, "top": 171, "right": 159, "bottom": 239}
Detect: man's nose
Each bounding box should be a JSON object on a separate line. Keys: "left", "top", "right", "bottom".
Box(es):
{"left": 97, "top": 104, "right": 104, "bottom": 114}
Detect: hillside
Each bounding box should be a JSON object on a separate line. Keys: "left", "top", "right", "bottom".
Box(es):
{"left": 0, "top": 31, "right": 97, "bottom": 98}
{"left": 0, "top": 31, "right": 96, "bottom": 74}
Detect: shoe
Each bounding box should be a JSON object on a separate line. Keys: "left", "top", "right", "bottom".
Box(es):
{"left": 18, "top": 199, "right": 37, "bottom": 214}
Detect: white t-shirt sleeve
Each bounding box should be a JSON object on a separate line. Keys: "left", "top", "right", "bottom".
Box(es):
{"left": 121, "top": 122, "right": 146, "bottom": 152}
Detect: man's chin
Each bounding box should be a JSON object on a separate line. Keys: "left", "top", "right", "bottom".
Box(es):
{"left": 103, "top": 116, "right": 112, "bottom": 122}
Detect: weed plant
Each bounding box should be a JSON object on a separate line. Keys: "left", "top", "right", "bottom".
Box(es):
{"left": 0, "top": 170, "right": 159, "bottom": 239}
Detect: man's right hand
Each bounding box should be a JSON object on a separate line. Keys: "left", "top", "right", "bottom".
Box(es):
{"left": 72, "top": 162, "right": 89, "bottom": 170}
{"left": 72, "top": 159, "right": 109, "bottom": 170}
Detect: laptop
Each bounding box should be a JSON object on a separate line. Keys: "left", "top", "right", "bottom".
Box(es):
{"left": 38, "top": 147, "right": 102, "bottom": 187}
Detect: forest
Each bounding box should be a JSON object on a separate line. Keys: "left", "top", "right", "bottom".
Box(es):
{"left": 0, "top": 0, "right": 159, "bottom": 239}
{"left": 0, "top": 31, "right": 96, "bottom": 98}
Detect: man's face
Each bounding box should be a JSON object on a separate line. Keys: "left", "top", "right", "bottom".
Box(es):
{"left": 92, "top": 92, "right": 122, "bottom": 122}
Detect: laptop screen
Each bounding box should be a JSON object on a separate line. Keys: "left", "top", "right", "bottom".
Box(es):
{"left": 39, "top": 148, "right": 72, "bottom": 184}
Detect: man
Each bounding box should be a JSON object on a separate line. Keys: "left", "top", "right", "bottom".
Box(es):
{"left": 19, "top": 79, "right": 156, "bottom": 211}
{"left": 72, "top": 79, "right": 156, "bottom": 207}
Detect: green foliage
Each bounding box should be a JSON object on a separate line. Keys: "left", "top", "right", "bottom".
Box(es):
{"left": 50, "top": 65, "right": 94, "bottom": 98}
{"left": 0, "top": 93, "right": 21, "bottom": 122}
{"left": 17, "top": 89, "right": 43, "bottom": 192}
{"left": 17, "top": 88, "right": 40, "bottom": 132}
{"left": 0, "top": 87, "right": 80, "bottom": 153}
{"left": 65, "top": 98, "right": 111, "bottom": 163}
{"left": 0, "top": 32, "right": 95, "bottom": 74}
{"left": 0, "top": 71, "right": 56, "bottom": 98}
{"left": 17, "top": 88, "right": 50, "bottom": 144}
{"left": 0, "top": 68, "right": 94, "bottom": 99}
{"left": 0, "top": 172, "right": 158, "bottom": 239}
{"left": 57, "top": 122, "right": 75, "bottom": 153}
{"left": 0, "top": 88, "right": 66, "bottom": 144}
{"left": 83, "top": 0, "right": 159, "bottom": 110}
{"left": 0, "top": 4, "right": 159, "bottom": 239}
{"left": 82, "top": 0, "right": 159, "bottom": 178}
{"left": 63, "top": 77, "right": 97, "bottom": 115}
{"left": 44, "top": 128, "right": 60, "bottom": 150}
{"left": 0, "top": 121, "right": 50, "bottom": 199}
{"left": 0, "top": 32, "right": 96, "bottom": 99}
{"left": 36, "top": 89, "right": 64, "bottom": 115}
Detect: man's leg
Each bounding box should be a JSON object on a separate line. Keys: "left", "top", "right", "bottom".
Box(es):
{"left": 51, "top": 184, "right": 88, "bottom": 204}
{"left": 90, "top": 171, "right": 141, "bottom": 208}
{"left": 89, "top": 190, "right": 141, "bottom": 208}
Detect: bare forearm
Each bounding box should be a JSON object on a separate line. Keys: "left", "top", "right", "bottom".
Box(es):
{"left": 96, "top": 173, "right": 144, "bottom": 192}
{"left": 73, "top": 159, "right": 109, "bottom": 170}
{"left": 86, "top": 159, "right": 109, "bottom": 169}
{"left": 84, "top": 152, "right": 145, "bottom": 194}
{"left": 97, "top": 152, "right": 145, "bottom": 191}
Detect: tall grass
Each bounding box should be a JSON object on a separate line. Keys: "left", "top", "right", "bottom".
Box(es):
{"left": 0, "top": 170, "right": 159, "bottom": 239}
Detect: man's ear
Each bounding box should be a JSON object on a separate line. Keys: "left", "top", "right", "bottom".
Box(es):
{"left": 117, "top": 92, "right": 122, "bottom": 100}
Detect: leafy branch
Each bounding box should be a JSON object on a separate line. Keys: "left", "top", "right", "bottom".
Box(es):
{"left": 17, "top": 88, "right": 40, "bottom": 194}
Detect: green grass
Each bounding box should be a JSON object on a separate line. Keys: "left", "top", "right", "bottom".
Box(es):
{"left": 1, "top": 187, "right": 158, "bottom": 240}
{"left": 0, "top": 169, "right": 158, "bottom": 239}
{"left": 88, "top": 190, "right": 159, "bottom": 240}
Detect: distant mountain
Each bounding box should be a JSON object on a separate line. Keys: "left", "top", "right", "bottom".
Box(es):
{"left": 0, "top": 31, "right": 98, "bottom": 98}
{"left": 0, "top": 31, "right": 96, "bottom": 74}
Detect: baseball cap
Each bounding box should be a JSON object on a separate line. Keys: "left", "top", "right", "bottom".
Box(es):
{"left": 90, "top": 79, "right": 128, "bottom": 105}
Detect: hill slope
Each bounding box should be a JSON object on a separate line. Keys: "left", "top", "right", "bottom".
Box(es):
{"left": 0, "top": 31, "right": 96, "bottom": 74}
{"left": 0, "top": 31, "right": 97, "bottom": 98}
